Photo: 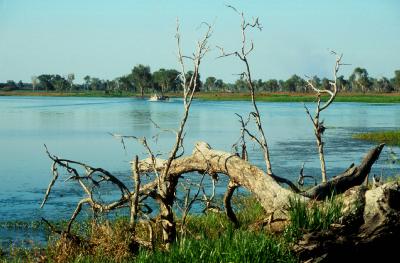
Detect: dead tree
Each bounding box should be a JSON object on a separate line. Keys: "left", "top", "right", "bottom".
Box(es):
{"left": 150, "top": 20, "right": 212, "bottom": 249}
{"left": 217, "top": 7, "right": 273, "bottom": 177}
{"left": 304, "top": 52, "right": 344, "bottom": 183}
{"left": 41, "top": 145, "right": 132, "bottom": 233}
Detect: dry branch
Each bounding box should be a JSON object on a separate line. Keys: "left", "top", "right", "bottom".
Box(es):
{"left": 218, "top": 8, "right": 273, "bottom": 177}
{"left": 135, "top": 141, "right": 384, "bottom": 218}
{"left": 41, "top": 145, "right": 132, "bottom": 232}
{"left": 305, "top": 53, "right": 344, "bottom": 183}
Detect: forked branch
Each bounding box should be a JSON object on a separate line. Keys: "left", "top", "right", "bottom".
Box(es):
{"left": 218, "top": 7, "right": 273, "bottom": 177}
{"left": 305, "top": 52, "right": 344, "bottom": 183}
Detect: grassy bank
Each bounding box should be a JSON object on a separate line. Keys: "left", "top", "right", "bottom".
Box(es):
{"left": 353, "top": 130, "right": 400, "bottom": 146}
{"left": 1, "top": 90, "right": 400, "bottom": 103}
{"left": 0, "top": 90, "right": 137, "bottom": 98}
{"left": 0, "top": 195, "right": 345, "bottom": 263}
{"left": 195, "top": 92, "right": 400, "bottom": 103}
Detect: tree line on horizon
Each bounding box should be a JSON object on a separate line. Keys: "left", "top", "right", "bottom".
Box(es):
{"left": 1, "top": 65, "right": 400, "bottom": 94}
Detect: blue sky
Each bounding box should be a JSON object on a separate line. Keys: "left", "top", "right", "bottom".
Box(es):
{"left": 0, "top": 0, "right": 399, "bottom": 83}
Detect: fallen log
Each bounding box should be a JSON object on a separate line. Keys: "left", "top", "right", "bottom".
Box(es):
{"left": 136, "top": 141, "right": 385, "bottom": 219}
{"left": 304, "top": 143, "right": 385, "bottom": 200}
{"left": 293, "top": 182, "right": 400, "bottom": 262}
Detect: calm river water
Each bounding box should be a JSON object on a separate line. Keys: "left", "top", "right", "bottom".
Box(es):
{"left": 0, "top": 96, "right": 399, "bottom": 245}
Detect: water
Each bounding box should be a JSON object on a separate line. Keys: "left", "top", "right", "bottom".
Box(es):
{"left": 0, "top": 96, "right": 399, "bottom": 245}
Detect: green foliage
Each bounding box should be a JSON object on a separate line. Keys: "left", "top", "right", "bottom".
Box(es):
{"left": 194, "top": 92, "right": 400, "bottom": 103}
{"left": 349, "top": 67, "right": 371, "bottom": 92}
{"left": 181, "top": 196, "right": 264, "bottom": 240}
{"left": 136, "top": 229, "right": 297, "bottom": 263}
{"left": 185, "top": 71, "right": 202, "bottom": 91}
{"left": 203, "top": 76, "right": 216, "bottom": 91}
{"left": 353, "top": 130, "right": 400, "bottom": 146}
{"left": 131, "top": 64, "right": 153, "bottom": 96}
{"left": 284, "top": 195, "right": 343, "bottom": 241}
{"left": 283, "top": 75, "right": 307, "bottom": 92}
{"left": 153, "top": 68, "right": 180, "bottom": 94}
{"left": 0, "top": 220, "right": 44, "bottom": 230}
{"left": 393, "top": 70, "right": 400, "bottom": 91}
{"left": 36, "top": 74, "right": 70, "bottom": 91}
{"left": 1, "top": 81, "right": 18, "bottom": 91}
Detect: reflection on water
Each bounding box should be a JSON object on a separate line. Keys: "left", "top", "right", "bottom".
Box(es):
{"left": 0, "top": 96, "right": 399, "bottom": 243}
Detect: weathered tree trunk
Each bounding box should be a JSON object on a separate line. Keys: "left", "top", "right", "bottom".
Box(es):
{"left": 316, "top": 133, "right": 327, "bottom": 183}
{"left": 140, "top": 85, "right": 144, "bottom": 98}
{"left": 157, "top": 177, "right": 179, "bottom": 249}
{"left": 224, "top": 180, "right": 239, "bottom": 227}
{"left": 137, "top": 142, "right": 384, "bottom": 219}
{"left": 136, "top": 141, "right": 392, "bottom": 260}
{"left": 305, "top": 143, "right": 385, "bottom": 200}
{"left": 293, "top": 182, "right": 400, "bottom": 262}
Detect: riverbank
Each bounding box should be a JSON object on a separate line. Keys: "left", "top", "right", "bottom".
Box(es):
{"left": 0, "top": 195, "right": 343, "bottom": 262}
{"left": 2, "top": 90, "right": 400, "bottom": 103}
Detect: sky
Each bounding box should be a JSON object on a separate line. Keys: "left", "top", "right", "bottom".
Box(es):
{"left": 0, "top": 0, "right": 399, "bottom": 84}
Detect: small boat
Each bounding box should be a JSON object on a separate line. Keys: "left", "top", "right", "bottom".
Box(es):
{"left": 148, "top": 94, "right": 169, "bottom": 101}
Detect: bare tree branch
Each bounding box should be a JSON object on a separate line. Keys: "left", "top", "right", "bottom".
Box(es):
{"left": 305, "top": 52, "right": 344, "bottom": 182}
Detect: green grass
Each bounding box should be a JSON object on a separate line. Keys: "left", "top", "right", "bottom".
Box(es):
{"left": 353, "top": 130, "right": 400, "bottom": 146}
{"left": 194, "top": 92, "right": 400, "bottom": 103}
{"left": 1, "top": 90, "right": 400, "bottom": 103}
{"left": 284, "top": 194, "right": 343, "bottom": 242}
{"left": 0, "top": 195, "right": 346, "bottom": 263}
{"left": 135, "top": 229, "right": 297, "bottom": 263}
{"left": 0, "top": 221, "right": 44, "bottom": 230}
{"left": 0, "top": 90, "right": 138, "bottom": 98}
{"left": 48, "top": 230, "right": 297, "bottom": 263}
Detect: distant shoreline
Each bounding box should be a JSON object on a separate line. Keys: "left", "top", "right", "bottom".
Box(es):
{"left": 1, "top": 90, "right": 400, "bottom": 103}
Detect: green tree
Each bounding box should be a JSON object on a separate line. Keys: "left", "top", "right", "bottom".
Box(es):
{"left": 204, "top": 76, "right": 216, "bottom": 91}
{"left": 264, "top": 79, "right": 279, "bottom": 92}
{"left": 337, "top": 75, "right": 350, "bottom": 92}
{"left": 52, "top": 75, "right": 69, "bottom": 91}
{"left": 284, "top": 75, "right": 306, "bottom": 92}
{"left": 214, "top": 79, "right": 224, "bottom": 91}
{"left": 372, "top": 77, "right": 393, "bottom": 93}
{"left": 83, "top": 75, "right": 91, "bottom": 91}
{"left": 234, "top": 77, "right": 247, "bottom": 92}
{"left": 67, "top": 73, "right": 75, "bottom": 91}
{"left": 131, "top": 64, "right": 152, "bottom": 97}
{"left": 118, "top": 75, "right": 134, "bottom": 92}
{"left": 37, "top": 75, "right": 54, "bottom": 91}
{"left": 153, "top": 68, "right": 180, "bottom": 95}
{"left": 89, "top": 77, "right": 102, "bottom": 91}
{"left": 256, "top": 80, "right": 265, "bottom": 91}
{"left": 4, "top": 80, "right": 17, "bottom": 91}
{"left": 185, "top": 71, "right": 202, "bottom": 92}
{"left": 17, "top": 80, "right": 24, "bottom": 89}
{"left": 392, "top": 70, "right": 400, "bottom": 92}
{"left": 31, "top": 76, "right": 38, "bottom": 91}
{"left": 321, "top": 78, "right": 330, "bottom": 90}
{"left": 349, "top": 67, "right": 371, "bottom": 93}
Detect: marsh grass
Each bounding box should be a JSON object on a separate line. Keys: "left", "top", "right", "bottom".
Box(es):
{"left": 190, "top": 92, "right": 400, "bottom": 103}
{"left": 2, "top": 90, "right": 400, "bottom": 103}
{"left": 135, "top": 229, "right": 297, "bottom": 263}
{"left": 284, "top": 194, "right": 343, "bottom": 241}
{"left": 353, "top": 130, "right": 400, "bottom": 146}
{"left": 0, "top": 195, "right": 346, "bottom": 262}
{"left": 0, "top": 221, "right": 44, "bottom": 230}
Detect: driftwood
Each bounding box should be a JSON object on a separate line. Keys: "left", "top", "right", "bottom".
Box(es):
{"left": 137, "top": 141, "right": 400, "bottom": 262}
{"left": 293, "top": 182, "right": 400, "bottom": 262}
{"left": 136, "top": 141, "right": 385, "bottom": 219}
{"left": 304, "top": 143, "right": 385, "bottom": 200}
